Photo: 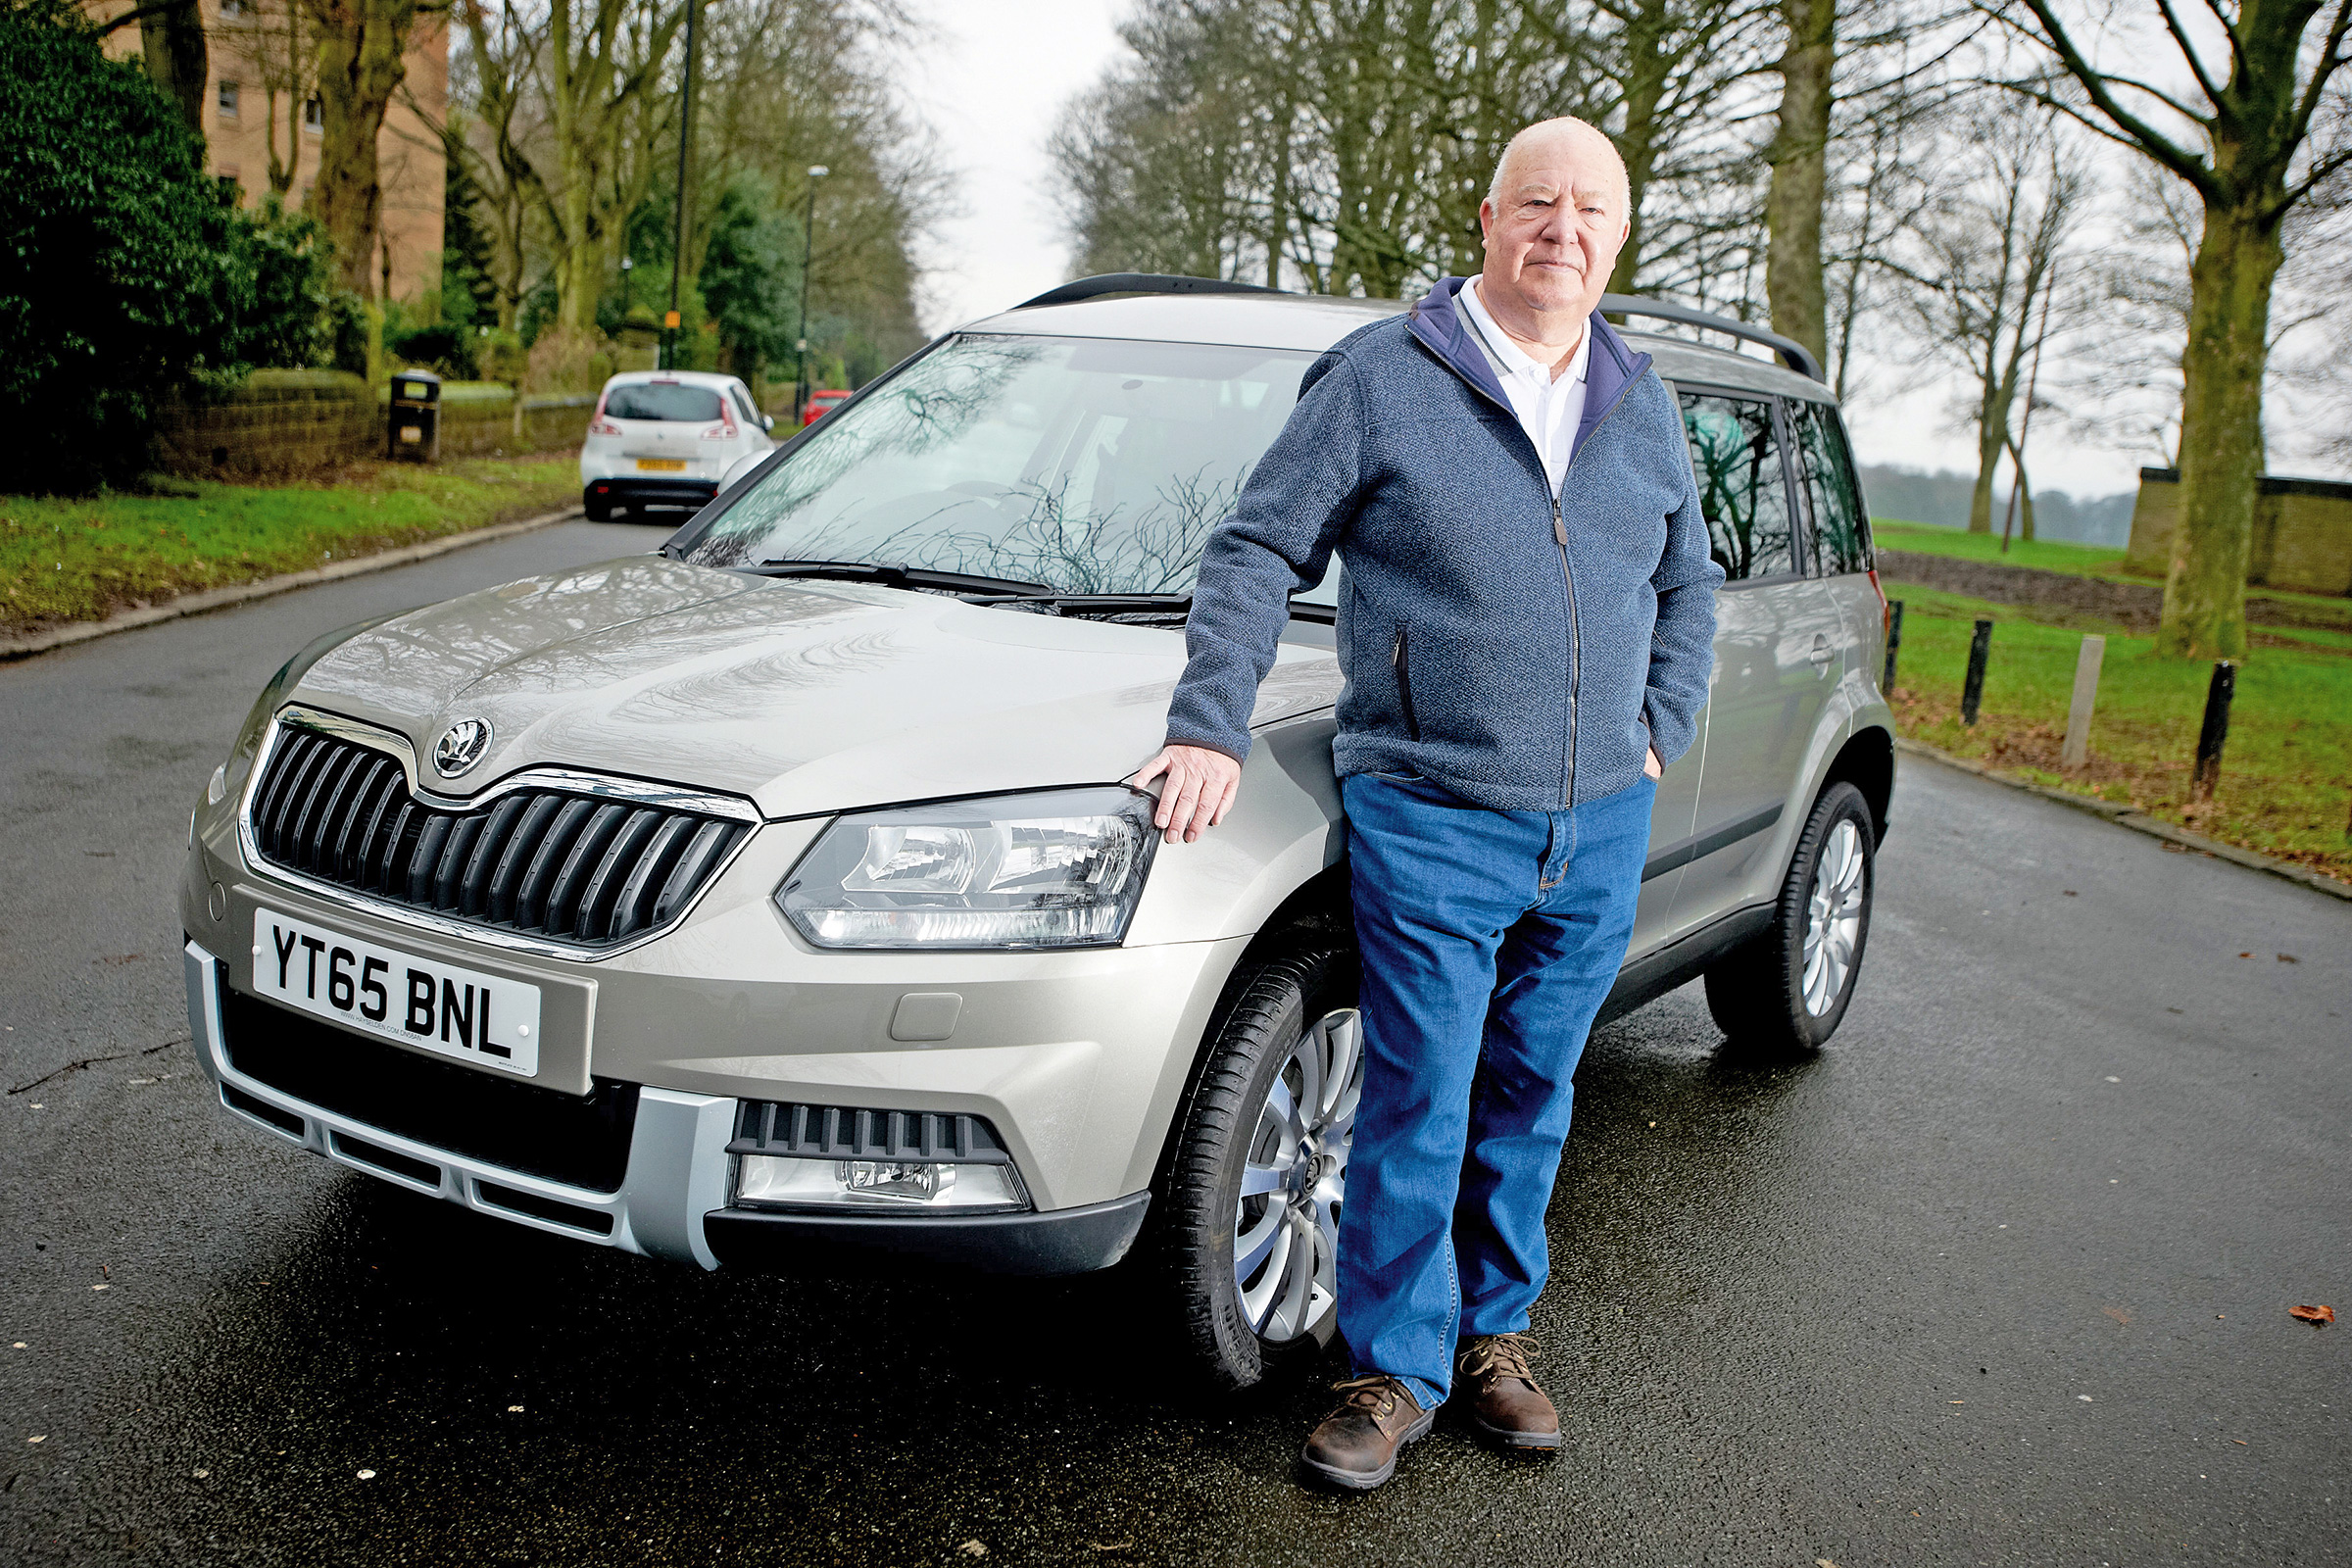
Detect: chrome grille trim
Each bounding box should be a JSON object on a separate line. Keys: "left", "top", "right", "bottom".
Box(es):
{"left": 237, "top": 707, "right": 761, "bottom": 960}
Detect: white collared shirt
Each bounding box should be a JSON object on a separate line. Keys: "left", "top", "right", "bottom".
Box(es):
{"left": 1458, "top": 278, "right": 1592, "bottom": 497}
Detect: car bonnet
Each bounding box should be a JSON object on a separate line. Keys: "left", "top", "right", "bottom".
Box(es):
{"left": 289, "top": 555, "right": 1340, "bottom": 820}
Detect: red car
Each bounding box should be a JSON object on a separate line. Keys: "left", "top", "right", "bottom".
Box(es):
{"left": 802, "top": 388, "right": 851, "bottom": 426}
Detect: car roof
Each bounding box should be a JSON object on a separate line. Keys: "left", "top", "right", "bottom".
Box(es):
{"left": 960, "top": 291, "right": 1830, "bottom": 404}
{"left": 604, "top": 370, "right": 743, "bottom": 388}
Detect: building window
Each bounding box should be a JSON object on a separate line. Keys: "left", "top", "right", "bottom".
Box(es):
{"left": 217, "top": 79, "right": 239, "bottom": 118}
{"left": 303, "top": 97, "right": 322, "bottom": 132}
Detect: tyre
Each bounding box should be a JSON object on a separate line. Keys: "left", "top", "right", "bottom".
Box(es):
{"left": 582, "top": 488, "right": 613, "bottom": 521}
{"left": 1154, "top": 949, "right": 1360, "bottom": 1392}
{"left": 1703, "top": 780, "right": 1875, "bottom": 1054}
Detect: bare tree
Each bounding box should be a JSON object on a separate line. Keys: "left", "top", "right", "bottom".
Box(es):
{"left": 1994, "top": 0, "right": 2352, "bottom": 659}
{"left": 1891, "top": 101, "right": 2090, "bottom": 534}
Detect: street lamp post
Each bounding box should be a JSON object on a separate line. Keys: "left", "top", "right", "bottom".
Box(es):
{"left": 662, "top": 0, "right": 705, "bottom": 370}
{"left": 795, "top": 165, "right": 827, "bottom": 419}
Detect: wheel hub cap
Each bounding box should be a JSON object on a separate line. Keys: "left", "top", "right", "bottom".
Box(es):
{"left": 1233, "top": 1006, "right": 1363, "bottom": 1345}
{"left": 1801, "top": 819, "right": 1865, "bottom": 1017}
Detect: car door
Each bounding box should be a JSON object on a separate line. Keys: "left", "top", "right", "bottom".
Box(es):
{"left": 1666, "top": 388, "right": 1841, "bottom": 931}
{"left": 1787, "top": 398, "right": 1884, "bottom": 690}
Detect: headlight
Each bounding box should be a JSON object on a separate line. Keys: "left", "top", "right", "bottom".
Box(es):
{"left": 776, "top": 786, "right": 1159, "bottom": 950}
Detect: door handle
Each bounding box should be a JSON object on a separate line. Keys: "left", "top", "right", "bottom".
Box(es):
{"left": 1809, "top": 634, "right": 1834, "bottom": 670}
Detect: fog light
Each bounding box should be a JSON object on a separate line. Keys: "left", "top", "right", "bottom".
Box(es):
{"left": 733, "top": 1153, "right": 1029, "bottom": 1214}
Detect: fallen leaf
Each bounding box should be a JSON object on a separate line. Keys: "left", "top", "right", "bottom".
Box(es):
{"left": 2063, "top": 889, "right": 2078, "bottom": 896}
{"left": 1949, "top": 1399, "right": 1965, "bottom": 1404}
{"left": 2078, "top": 1395, "right": 2093, "bottom": 1401}
{"left": 356, "top": 1468, "right": 376, "bottom": 1480}
{"left": 2289, "top": 1304, "right": 2335, "bottom": 1325}
{"left": 2237, "top": 952, "right": 2252, "bottom": 958}
{"left": 192, "top": 1468, "right": 210, "bottom": 1478}
{"left": 2233, "top": 1439, "right": 2247, "bottom": 1446}
{"left": 957, "top": 1544, "right": 988, "bottom": 1559}
{"left": 90, "top": 1284, "right": 109, "bottom": 1292}
{"left": 2102, "top": 1306, "right": 2132, "bottom": 1325}
{"left": 1817, "top": 1560, "right": 1839, "bottom": 1567}
{"left": 26, "top": 1435, "right": 45, "bottom": 1444}
{"left": 2277, "top": 954, "right": 2298, "bottom": 963}
{"left": 508, "top": 1405, "right": 524, "bottom": 1413}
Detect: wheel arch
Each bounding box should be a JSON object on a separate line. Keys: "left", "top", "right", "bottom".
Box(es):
{"left": 1823, "top": 722, "right": 1894, "bottom": 845}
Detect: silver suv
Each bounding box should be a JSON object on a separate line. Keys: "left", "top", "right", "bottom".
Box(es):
{"left": 179, "top": 276, "right": 1894, "bottom": 1389}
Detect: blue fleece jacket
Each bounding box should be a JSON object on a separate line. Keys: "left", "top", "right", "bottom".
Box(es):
{"left": 1163, "top": 276, "right": 1725, "bottom": 811}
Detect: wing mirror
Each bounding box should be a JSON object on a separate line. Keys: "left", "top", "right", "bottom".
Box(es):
{"left": 760, "top": 414, "right": 775, "bottom": 432}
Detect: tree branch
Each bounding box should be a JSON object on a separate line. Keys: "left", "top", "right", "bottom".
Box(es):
{"left": 2155, "top": 0, "right": 2229, "bottom": 107}
{"left": 1997, "top": 0, "right": 2216, "bottom": 193}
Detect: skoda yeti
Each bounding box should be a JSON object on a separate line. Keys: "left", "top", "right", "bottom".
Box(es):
{"left": 181, "top": 276, "right": 1894, "bottom": 1389}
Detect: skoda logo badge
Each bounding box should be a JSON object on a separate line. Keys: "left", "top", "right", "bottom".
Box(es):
{"left": 433, "top": 717, "right": 493, "bottom": 778}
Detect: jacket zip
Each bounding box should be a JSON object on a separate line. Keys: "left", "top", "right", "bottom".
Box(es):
{"left": 1393, "top": 626, "right": 1421, "bottom": 741}
{"left": 1408, "top": 308, "right": 1648, "bottom": 805}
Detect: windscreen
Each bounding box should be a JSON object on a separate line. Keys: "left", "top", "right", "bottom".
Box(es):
{"left": 607, "top": 382, "right": 724, "bottom": 421}
{"left": 681, "top": 334, "right": 1318, "bottom": 597}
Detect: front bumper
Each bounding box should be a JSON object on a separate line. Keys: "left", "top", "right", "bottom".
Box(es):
{"left": 184, "top": 937, "right": 1158, "bottom": 1276}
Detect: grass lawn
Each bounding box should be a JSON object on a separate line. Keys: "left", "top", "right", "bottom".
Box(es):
{"left": 1883, "top": 583, "right": 2351, "bottom": 882}
{"left": 1871, "top": 519, "right": 2134, "bottom": 578}
{"left": 2, "top": 455, "right": 581, "bottom": 635}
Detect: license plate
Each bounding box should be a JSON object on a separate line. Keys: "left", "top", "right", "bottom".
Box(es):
{"left": 635, "top": 458, "right": 686, "bottom": 471}
{"left": 252, "top": 907, "right": 541, "bottom": 1076}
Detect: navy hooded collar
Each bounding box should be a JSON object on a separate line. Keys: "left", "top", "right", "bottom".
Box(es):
{"left": 1405, "top": 275, "right": 1651, "bottom": 454}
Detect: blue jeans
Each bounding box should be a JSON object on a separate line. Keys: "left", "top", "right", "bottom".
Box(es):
{"left": 1336, "top": 769, "right": 1655, "bottom": 1410}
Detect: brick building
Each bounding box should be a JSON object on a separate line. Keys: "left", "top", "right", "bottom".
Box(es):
{"left": 87, "top": 0, "right": 446, "bottom": 303}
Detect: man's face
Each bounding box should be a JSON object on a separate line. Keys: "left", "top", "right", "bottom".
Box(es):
{"left": 1479, "top": 132, "right": 1631, "bottom": 325}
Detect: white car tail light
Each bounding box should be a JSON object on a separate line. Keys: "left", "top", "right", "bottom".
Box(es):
{"left": 700, "top": 420, "right": 736, "bottom": 441}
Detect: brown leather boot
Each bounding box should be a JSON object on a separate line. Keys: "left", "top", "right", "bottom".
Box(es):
{"left": 1454, "top": 1333, "right": 1561, "bottom": 1449}
{"left": 1300, "top": 1374, "right": 1436, "bottom": 1490}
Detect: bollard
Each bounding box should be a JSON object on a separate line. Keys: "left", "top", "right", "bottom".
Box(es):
{"left": 1883, "top": 600, "right": 1905, "bottom": 692}
{"left": 2061, "top": 634, "right": 2105, "bottom": 769}
{"left": 1961, "top": 618, "right": 1993, "bottom": 726}
{"left": 2191, "top": 660, "right": 2236, "bottom": 802}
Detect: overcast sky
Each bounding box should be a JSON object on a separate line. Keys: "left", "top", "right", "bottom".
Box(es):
{"left": 900, "top": 0, "right": 2216, "bottom": 504}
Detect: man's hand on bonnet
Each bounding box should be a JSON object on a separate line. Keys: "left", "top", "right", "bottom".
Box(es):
{"left": 1130, "top": 744, "right": 1243, "bottom": 844}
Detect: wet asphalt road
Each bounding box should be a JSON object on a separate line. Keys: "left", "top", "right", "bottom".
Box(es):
{"left": 4, "top": 524, "right": 2348, "bottom": 1567}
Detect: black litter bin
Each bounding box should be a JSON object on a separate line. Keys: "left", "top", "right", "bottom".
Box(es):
{"left": 388, "top": 369, "right": 442, "bottom": 462}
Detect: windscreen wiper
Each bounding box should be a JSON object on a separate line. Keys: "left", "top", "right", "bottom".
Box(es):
{"left": 971, "top": 591, "right": 1196, "bottom": 612}
{"left": 740, "top": 560, "right": 1052, "bottom": 596}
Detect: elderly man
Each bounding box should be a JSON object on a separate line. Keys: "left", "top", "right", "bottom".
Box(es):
{"left": 1131, "top": 116, "right": 1723, "bottom": 1490}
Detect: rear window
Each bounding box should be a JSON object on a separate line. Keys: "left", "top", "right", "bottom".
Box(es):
{"left": 606, "top": 382, "right": 724, "bottom": 422}
{"left": 1788, "top": 401, "right": 1872, "bottom": 575}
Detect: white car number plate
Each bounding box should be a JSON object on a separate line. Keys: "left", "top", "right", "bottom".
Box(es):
{"left": 253, "top": 907, "right": 541, "bottom": 1076}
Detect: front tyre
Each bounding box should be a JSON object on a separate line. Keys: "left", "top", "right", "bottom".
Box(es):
{"left": 1154, "top": 950, "right": 1360, "bottom": 1393}
{"left": 1704, "top": 781, "right": 1875, "bottom": 1054}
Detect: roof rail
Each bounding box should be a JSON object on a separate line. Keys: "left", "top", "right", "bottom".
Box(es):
{"left": 1598, "top": 293, "right": 1823, "bottom": 382}
{"left": 1015, "top": 272, "right": 1290, "bottom": 310}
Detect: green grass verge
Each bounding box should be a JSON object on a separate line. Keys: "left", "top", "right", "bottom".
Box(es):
{"left": 1871, "top": 518, "right": 2134, "bottom": 578}
{"left": 2, "top": 456, "right": 581, "bottom": 634}
{"left": 1884, "top": 583, "right": 2351, "bottom": 882}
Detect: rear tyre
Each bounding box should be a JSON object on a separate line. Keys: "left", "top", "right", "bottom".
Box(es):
{"left": 1703, "top": 781, "right": 1875, "bottom": 1054}
{"left": 1153, "top": 949, "right": 1360, "bottom": 1393}
{"left": 582, "top": 489, "right": 613, "bottom": 522}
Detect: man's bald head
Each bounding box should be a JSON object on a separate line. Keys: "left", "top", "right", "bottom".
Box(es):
{"left": 1476, "top": 117, "right": 1633, "bottom": 349}
{"left": 1487, "top": 118, "right": 1629, "bottom": 213}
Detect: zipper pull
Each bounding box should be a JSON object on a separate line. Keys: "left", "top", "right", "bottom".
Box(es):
{"left": 1552, "top": 498, "right": 1568, "bottom": 547}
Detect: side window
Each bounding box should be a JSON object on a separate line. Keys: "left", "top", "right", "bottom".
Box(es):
{"left": 1678, "top": 390, "right": 1796, "bottom": 581}
{"left": 1789, "top": 401, "right": 1872, "bottom": 575}
{"left": 731, "top": 385, "right": 762, "bottom": 426}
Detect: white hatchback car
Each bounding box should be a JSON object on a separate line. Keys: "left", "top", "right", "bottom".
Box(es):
{"left": 579, "top": 370, "right": 775, "bottom": 520}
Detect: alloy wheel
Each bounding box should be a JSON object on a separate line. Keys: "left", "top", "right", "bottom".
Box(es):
{"left": 1801, "top": 818, "right": 1866, "bottom": 1015}
{"left": 1233, "top": 1006, "right": 1362, "bottom": 1343}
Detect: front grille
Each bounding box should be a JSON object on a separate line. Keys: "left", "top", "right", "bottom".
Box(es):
{"left": 248, "top": 726, "right": 750, "bottom": 948}
{"left": 729, "top": 1100, "right": 1012, "bottom": 1166}
{"left": 221, "top": 986, "right": 639, "bottom": 1192}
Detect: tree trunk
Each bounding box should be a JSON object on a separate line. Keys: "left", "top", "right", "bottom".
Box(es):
{"left": 139, "top": 0, "right": 208, "bottom": 141}
{"left": 1608, "top": 0, "right": 1671, "bottom": 294}
{"left": 1765, "top": 0, "right": 1833, "bottom": 366}
{"left": 1967, "top": 396, "right": 2008, "bottom": 535}
{"left": 308, "top": 0, "right": 418, "bottom": 299}
{"left": 2161, "top": 196, "right": 2281, "bottom": 659}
